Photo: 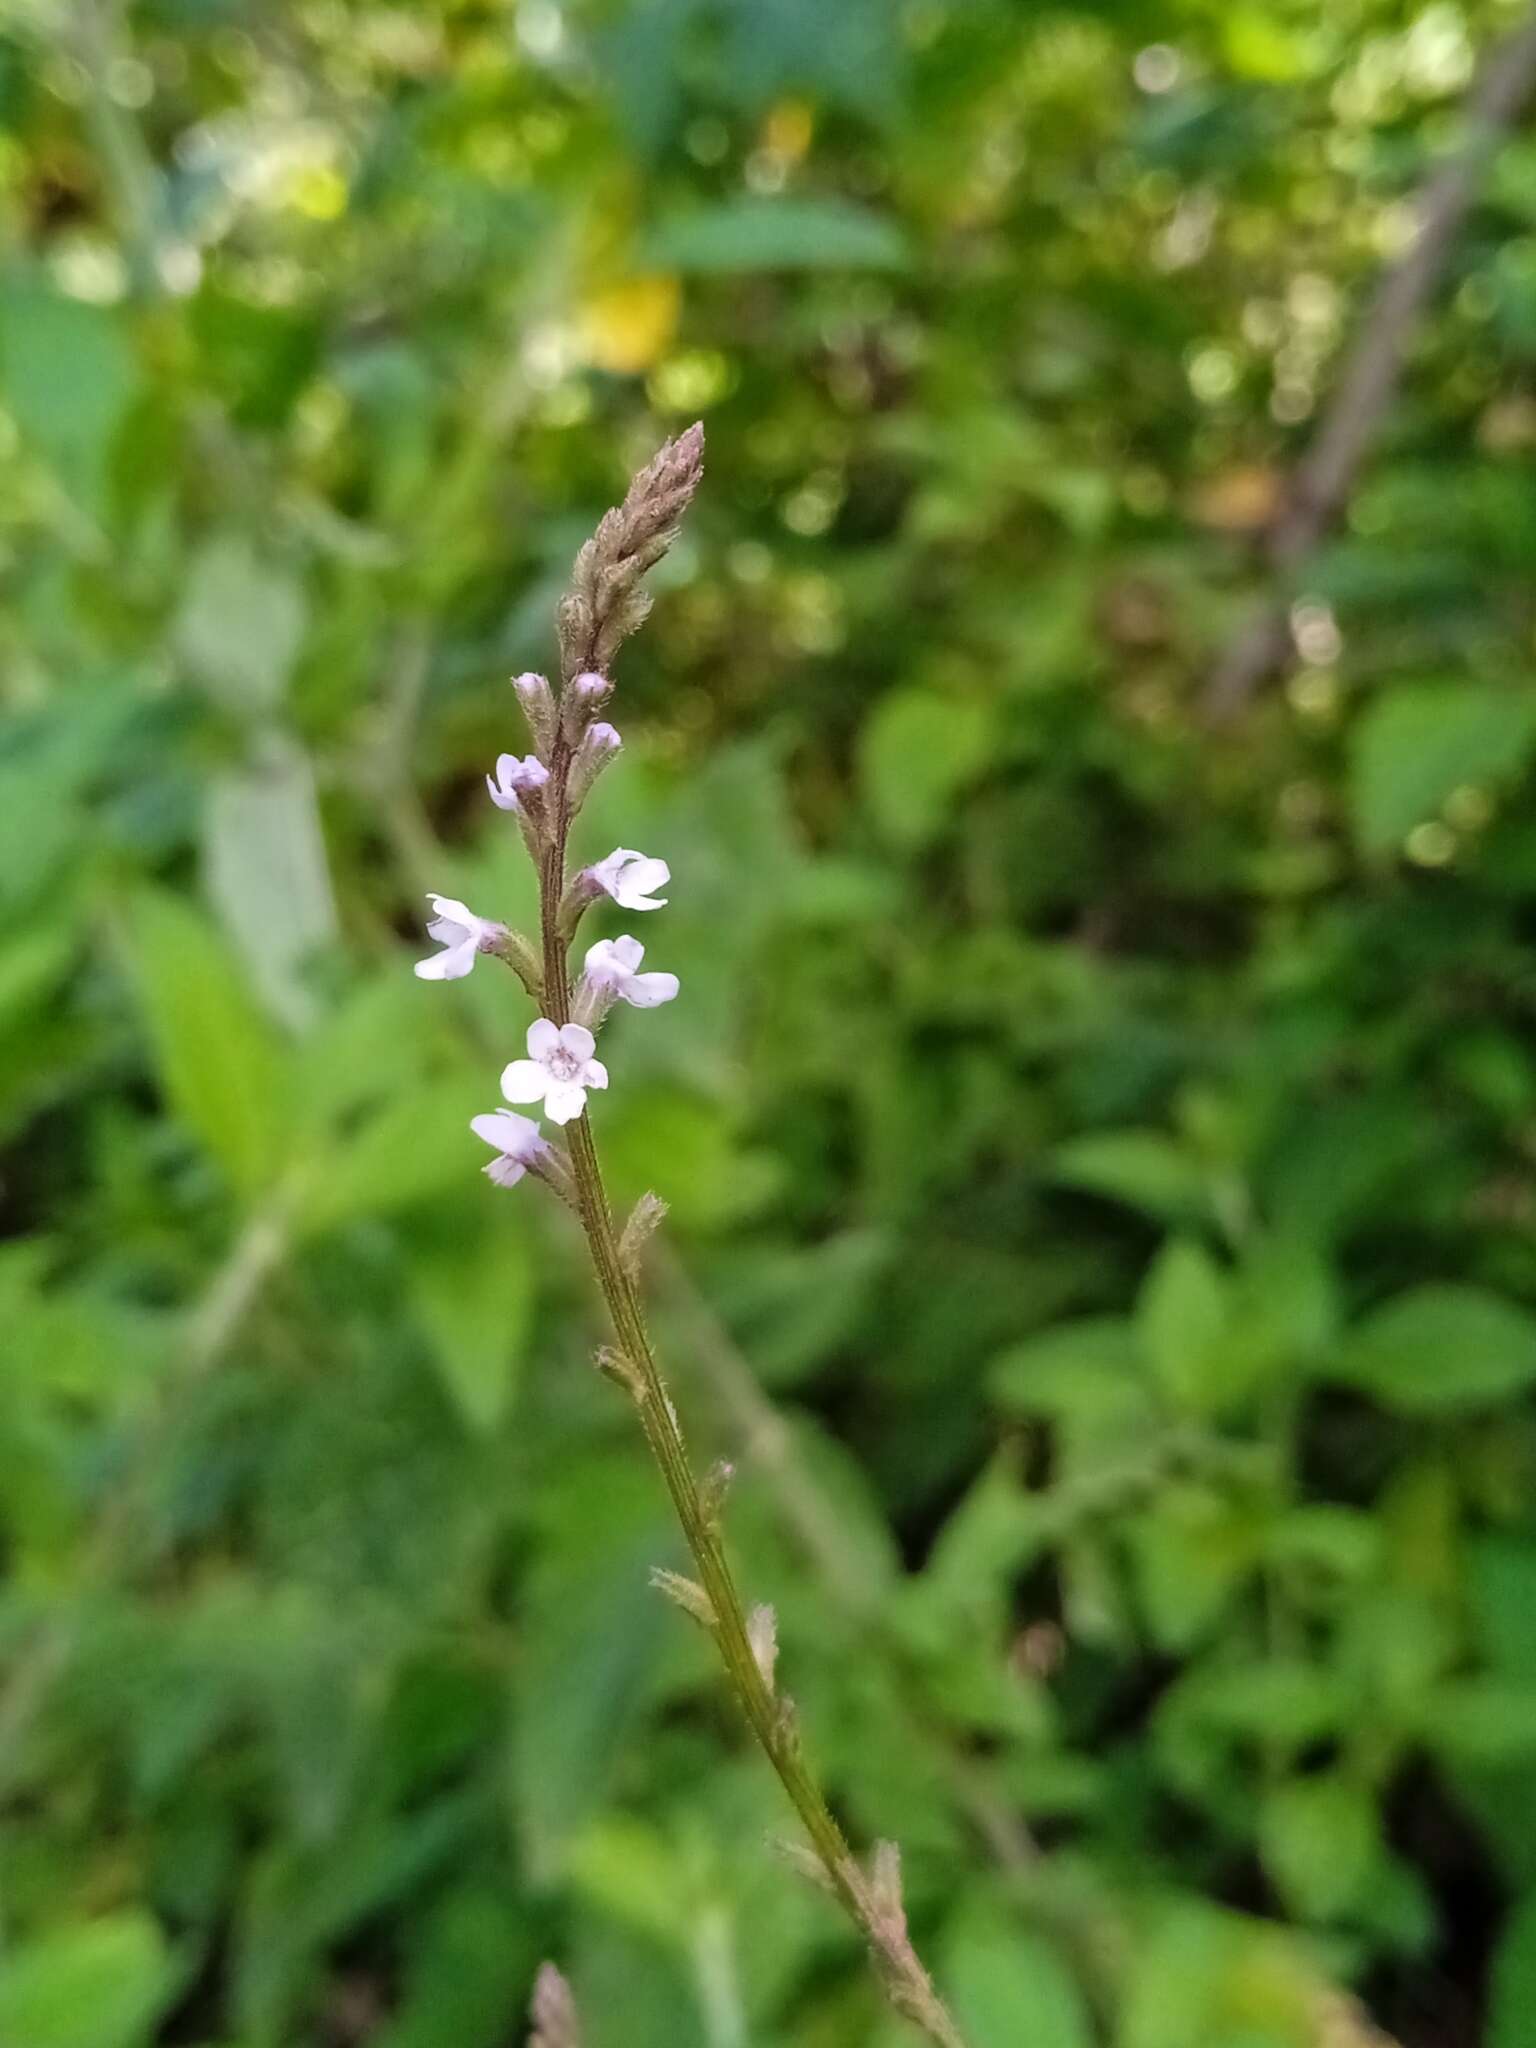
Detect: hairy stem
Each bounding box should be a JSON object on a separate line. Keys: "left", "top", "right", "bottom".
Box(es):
{"left": 535, "top": 806, "right": 965, "bottom": 2048}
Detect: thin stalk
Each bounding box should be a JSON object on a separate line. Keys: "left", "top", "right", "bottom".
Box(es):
{"left": 534, "top": 787, "right": 966, "bottom": 2048}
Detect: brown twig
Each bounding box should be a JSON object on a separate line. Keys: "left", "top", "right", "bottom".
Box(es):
{"left": 1204, "top": 5, "right": 1536, "bottom": 719}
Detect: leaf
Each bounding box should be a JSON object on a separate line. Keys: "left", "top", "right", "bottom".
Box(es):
{"left": 1259, "top": 1774, "right": 1380, "bottom": 1921}
{"left": 374, "top": 1885, "right": 536, "bottom": 2048}
{"left": 0, "top": 281, "right": 138, "bottom": 510}
{"left": 1128, "top": 1485, "right": 1263, "bottom": 1650}
{"left": 510, "top": 1455, "right": 671, "bottom": 1876}
{"left": 858, "top": 688, "right": 995, "bottom": 849}
{"left": 406, "top": 1215, "right": 534, "bottom": 1435}
{"left": 120, "top": 888, "right": 293, "bottom": 1196}
{"left": 705, "top": 1230, "right": 891, "bottom": 1387}
{"left": 1349, "top": 682, "right": 1536, "bottom": 854}
{"left": 1490, "top": 1891, "right": 1536, "bottom": 2048}
{"left": 0, "top": 1912, "right": 178, "bottom": 2048}
{"left": 295, "top": 1076, "right": 488, "bottom": 1236}
{"left": 1336, "top": 1285, "right": 1536, "bottom": 1413}
{"left": 202, "top": 732, "right": 338, "bottom": 1033}
{"left": 944, "top": 1900, "right": 1092, "bottom": 2048}
{"left": 637, "top": 198, "right": 908, "bottom": 274}
{"left": 1050, "top": 1129, "right": 1210, "bottom": 1224}
{"left": 174, "top": 532, "right": 308, "bottom": 717}
{"left": 1137, "top": 1239, "right": 1229, "bottom": 1413}
{"left": 989, "top": 1317, "right": 1144, "bottom": 1423}
{"left": 1419, "top": 1680, "right": 1536, "bottom": 1765}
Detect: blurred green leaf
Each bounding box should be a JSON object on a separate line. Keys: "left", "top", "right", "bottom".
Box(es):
{"left": 0, "top": 279, "right": 137, "bottom": 509}
{"left": 1349, "top": 682, "right": 1536, "bottom": 855}
{"left": 1137, "top": 1239, "right": 1229, "bottom": 1413}
{"left": 1050, "top": 1129, "right": 1210, "bottom": 1225}
{"left": 1259, "top": 1774, "right": 1379, "bottom": 1921}
{"left": 858, "top": 689, "right": 995, "bottom": 850}
{"left": 121, "top": 888, "right": 293, "bottom": 1196}
{"left": 406, "top": 1211, "right": 534, "bottom": 1434}
{"left": 174, "top": 534, "right": 308, "bottom": 718}
{"left": 0, "top": 1913, "right": 177, "bottom": 2048}
{"left": 1490, "top": 1890, "right": 1536, "bottom": 2048}
{"left": 1336, "top": 1286, "right": 1536, "bottom": 1413}
{"left": 638, "top": 198, "right": 908, "bottom": 274}
{"left": 511, "top": 1455, "right": 670, "bottom": 1876}
{"left": 202, "top": 734, "right": 337, "bottom": 1034}
{"left": 944, "top": 1900, "right": 1091, "bottom": 2048}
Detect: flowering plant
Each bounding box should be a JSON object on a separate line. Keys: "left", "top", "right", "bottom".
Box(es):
{"left": 414, "top": 428, "right": 966, "bottom": 2048}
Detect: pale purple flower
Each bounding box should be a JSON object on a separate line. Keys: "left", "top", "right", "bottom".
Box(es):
{"left": 414, "top": 894, "right": 504, "bottom": 981}
{"left": 486, "top": 752, "right": 550, "bottom": 812}
{"left": 470, "top": 1108, "right": 549, "bottom": 1188}
{"left": 582, "top": 935, "right": 679, "bottom": 1009}
{"left": 501, "top": 1018, "right": 609, "bottom": 1125}
{"left": 587, "top": 847, "right": 670, "bottom": 911}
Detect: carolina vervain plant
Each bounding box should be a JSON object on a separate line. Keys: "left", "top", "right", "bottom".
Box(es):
{"left": 412, "top": 427, "right": 968, "bottom": 2048}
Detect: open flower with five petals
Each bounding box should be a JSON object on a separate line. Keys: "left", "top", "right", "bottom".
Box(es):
{"left": 501, "top": 1019, "right": 608, "bottom": 1125}
{"left": 414, "top": 895, "right": 505, "bottom": 981}
{"left": 586, "top": 847, "right": 669, "bottom": 911}
{"left": 581, "top": 935, "right": 679, "bottom": 1011}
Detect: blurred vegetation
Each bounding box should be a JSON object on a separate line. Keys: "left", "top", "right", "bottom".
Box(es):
{"left": 5, "top": 1, "right": 1536, "bottom": 2044}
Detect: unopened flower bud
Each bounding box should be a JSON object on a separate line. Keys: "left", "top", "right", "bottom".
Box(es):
{"left": 512, "top": 671, "right": 557, "bottom": 756}
{"left": 561, "top": 670, "right": 613, "bottom": 744}
{"left": 567, "top": 721, "right": 621, "bottom": 809}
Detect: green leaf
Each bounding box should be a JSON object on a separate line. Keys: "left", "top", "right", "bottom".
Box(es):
{"left": 1336, "top": 1285, "right": 1536, "bottom": 1413}
{"left": 1419, "top": 1680, "right": 1536, "bottom": 1765}
{"left": 0, "top": 280, "right": 137, "bottom": 509}
{"left": 638, "top": 198, "right": 908, "bottom": 274}
{"left": 1137, "top": 1238, "right": 1229, "bottom": 1412}
{"left": 1128, "top": 1485, "right": 1264, "bottom": 1650}
{"left": 174, "top": 533, "right": 308, "bottom": 717}
{"left": 1349, "top": 682, "right": 1536, "bottom": 854}
{"left": 295, "top": 1076, "right": 487, "bottom": 1236}
{"left": 1050, "top": 1129, "right": 1210, "bottom": 1224}
{"left": 510, "top": 1455, "right": 670, "bottom": 1876}
{"left": 406, "top": 1213, "right": 533, "bottom": 1435}
{"left": 202, "top": 734, "right": 338, "bottom": 1034}
{"left": 0, "top": 1913, "right": 178, "bottom": 2048}
{"left": 1259, "top": 1774, "right": 1380, "bottom": 1921}
{"left": 706, "top": 1230, "right": 891, "bottom": 1387}
{"left": 121, "top": 889, "right": 293, "bottom": 1197}
{"left": 990, "top": 1317, "right": 1144, "bottom": 1423}
{"left": 1490, "top": 1891, "right": 1536, "bottom": 2048}
{"left": 857, "top": 688, "right": 995, "bottom": 849}
{"left": 375, "top": 1885, "right": 536, "bottom": 2048}
{"left": 944, "top": 1900, "right": 1092, "bottom": 2048}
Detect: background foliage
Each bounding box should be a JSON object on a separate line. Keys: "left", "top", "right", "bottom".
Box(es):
{"left": 4, "top": 1, "right": 1536, "bottom": 2043}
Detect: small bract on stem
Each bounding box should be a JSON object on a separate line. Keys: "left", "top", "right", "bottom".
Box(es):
{"left": 411, "top": 426, "right": 968, "bottom": 2048}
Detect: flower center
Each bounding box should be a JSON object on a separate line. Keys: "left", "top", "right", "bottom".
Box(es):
{"left": 546, "top": 1046, "right": 581, "bottom": 1080}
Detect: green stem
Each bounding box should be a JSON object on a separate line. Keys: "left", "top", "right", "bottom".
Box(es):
{"left": 535, "top": 792, "right": 966, "bottom": 2048}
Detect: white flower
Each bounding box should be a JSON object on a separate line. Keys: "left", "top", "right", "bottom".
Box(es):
{"left": 582, "top": 935, "right": 679, "bottom": 1009}
{"left": 587, "top": 847, "right": 670, "bottom": 911}
{"left": 501, "top": 1018, "right": 609, "bottom": 1125}
{"left": 414, "top": 894, "right": 504, "bottom": 980}
{"left": 486, "top": 752, "right": 549, "bottom": 812}
{"left": 470, "top": 1109, "right": 548, "bottom": 1188}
